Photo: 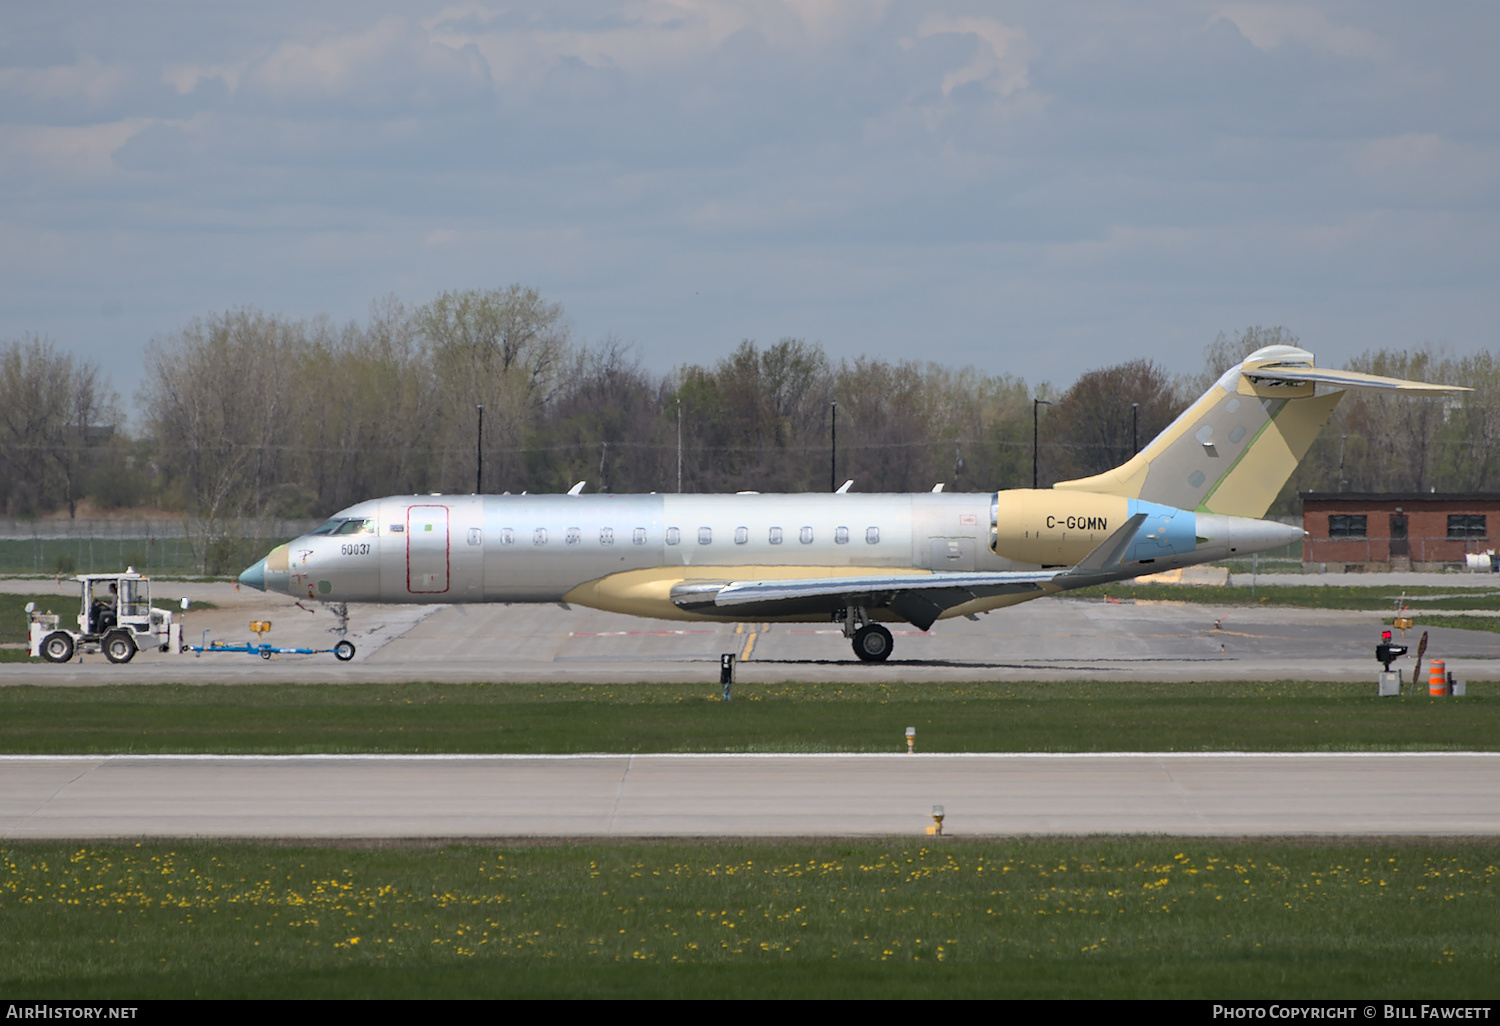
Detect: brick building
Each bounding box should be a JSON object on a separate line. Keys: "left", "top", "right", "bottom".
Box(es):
{"left": 1301, "top": 493, "right": 1500, "bottom": 571}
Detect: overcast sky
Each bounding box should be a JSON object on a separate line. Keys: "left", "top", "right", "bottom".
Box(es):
{"left": 2, "top": 1, "right": 1496, "bottom": 412}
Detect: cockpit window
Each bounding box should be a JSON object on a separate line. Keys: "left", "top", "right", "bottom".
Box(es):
{"left": 310, "top": 519, "right": 345, "bottom": 536}
{"left": 334, "top": 518, "right": 375, "bottom": 535}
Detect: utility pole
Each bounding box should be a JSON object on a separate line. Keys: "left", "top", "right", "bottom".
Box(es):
{"left": 1033, "top": 398, "right": 1053, "bottom": 490}
{"left": 1132, "top": 402, "right": 1140, "bottom": 456}
{"left": 830, "top": 401, "right": 837, "bottom": 492}
{"left": 475, "top": 404, "right": 483, "bottom": 494}
{"left": 677, "top": 398, "right": 684, "bottom": 494}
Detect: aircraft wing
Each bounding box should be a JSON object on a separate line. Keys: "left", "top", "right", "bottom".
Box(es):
{"left": 1241, "top": 365, "right": 1469, "bottom": 395}
{"left": 674, "top": 514, "right": 1156, "bottom": 630}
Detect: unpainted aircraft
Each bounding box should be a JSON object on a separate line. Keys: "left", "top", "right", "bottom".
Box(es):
{"left": 240, "top": 345, "right": 1463, "bottom": 661}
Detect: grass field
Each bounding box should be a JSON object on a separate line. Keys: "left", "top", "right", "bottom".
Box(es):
{"left": 1092, "top": 582, "right": 1500, "bottom": 610}
{"left": 0, "top": 680, "right": 1495, "bottom": 754}
{"left": 2, "top": 837, "right": 1494, "bottom": 999}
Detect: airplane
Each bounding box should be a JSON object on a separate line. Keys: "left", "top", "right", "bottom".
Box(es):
{"left": 239, "top": 344, "right": 1465, "bottom": 662}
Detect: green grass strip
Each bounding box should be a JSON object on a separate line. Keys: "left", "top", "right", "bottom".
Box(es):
{"left": 0, "top": 681, "right": 1494, "bottom": 754}
{"left": 2, "top": 838, "right": 1495, "bottom": 999}
{"left": 1090, "top": 582, "right": 1500, "bottom": 609}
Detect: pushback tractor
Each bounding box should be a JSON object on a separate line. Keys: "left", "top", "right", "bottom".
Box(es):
{"left": 26, "top": 570, "right": 188, "bottom": 664}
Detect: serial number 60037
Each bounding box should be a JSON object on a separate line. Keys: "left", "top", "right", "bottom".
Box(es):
{"left": 340, "top": 543, "right": 372, "bottom": 556}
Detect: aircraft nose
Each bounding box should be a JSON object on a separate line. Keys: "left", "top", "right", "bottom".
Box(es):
{"left": 240, "top": 543, "right": 292, "bottom": 593}
{"left": 239, "top": 558, "right": 268, "bottom": 592}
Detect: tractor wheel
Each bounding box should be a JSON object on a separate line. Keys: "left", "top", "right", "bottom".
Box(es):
{"left": 40, "top": 631, "right": 75, "bottom": 663}
{"left": 103, "top": 631, "right": 137, "bottom": 664}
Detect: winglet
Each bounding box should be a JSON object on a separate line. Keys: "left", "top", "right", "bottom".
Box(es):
{"left": 567, "top": 481, "right": 586, "bottom": 496}
{"left": 836, "top": 480, "right": 854, "bottom": 494}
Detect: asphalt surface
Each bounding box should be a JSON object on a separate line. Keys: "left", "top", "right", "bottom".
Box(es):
{"left": 2, "top": 574, "right": 1498, "bottom": 683}
{"left": 4, "top": 753, "right": 1496, "bottom": 838}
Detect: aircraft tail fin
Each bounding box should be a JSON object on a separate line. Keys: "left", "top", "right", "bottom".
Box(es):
{"left": 1052, "top": 345, "right": 1467, "bottom": 518}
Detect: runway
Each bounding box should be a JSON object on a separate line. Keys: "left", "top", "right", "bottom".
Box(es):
{"left": 3, "top": 577, "right": 1499, "bottom": 684}
{"left": 4, "top": 753, "right": 1497, "bottom": 838}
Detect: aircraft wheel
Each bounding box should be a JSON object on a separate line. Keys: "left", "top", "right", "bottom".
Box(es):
{"left": 852, "top": 624, "right": 893, "bottom": 662}
{"left": 103, "top": 631, "right": 136, "bottom": 664}
{"left": 40, "top": 631, "right": 75, "bottom": 663}
{"left": 333, "top": 640, "right": 356, "bottom": 662}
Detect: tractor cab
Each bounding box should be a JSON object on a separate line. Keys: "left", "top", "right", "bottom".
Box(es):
{"left": 28, "top": 569, "right": 187, "bottom": 664}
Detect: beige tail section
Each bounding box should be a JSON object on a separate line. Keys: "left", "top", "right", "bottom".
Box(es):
{"left": 1053, "top": 345, "right": 1467, "bottom": 518}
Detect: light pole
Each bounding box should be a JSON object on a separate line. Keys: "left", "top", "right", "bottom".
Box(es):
{"left": 1033, "top": 398, "right": 1053, "bottom": 490}
{"left": 830, "top": 401, "right": 837, "bottom": 492}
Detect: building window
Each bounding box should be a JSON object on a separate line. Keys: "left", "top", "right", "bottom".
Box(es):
{"left": 1448, "top": 514, "right": 1488, "bottom": 539}
{"left": 698, "top": 527, "right": 712, "bottom": 545}
{"left": 666, "top": 527, "right": 680, "bottom": 546}
{"left": 1328, "top": 515, "right": 1367, "bottom": 538}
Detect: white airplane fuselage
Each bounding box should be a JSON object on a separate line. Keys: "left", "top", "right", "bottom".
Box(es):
{"left": 243, "top": 489, "right": 1291, "bottom": 621}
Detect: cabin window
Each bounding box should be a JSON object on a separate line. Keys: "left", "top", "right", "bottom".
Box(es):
{"left": 1328, "top": 515, "right": 1367, "bottom": 538}
{"left": 666, "top": 527, "right": 681, "bottom": 545}
{"left": 467, "top": 528, "right": 482, "bottom": 546}
{"left": 800, "top": 527, "right": 814, "bottom": 544}
{"left": 565, "top": 527, "right": 581, "bottom": 545}
{"left": 769, "top": 527, "right": 783, "bottom": 545}
{"left": 698, "top": 527, "right": 712, "bottom": 545}
{"left": 633, "top": 528, "right": 647, "bottom": 545}
{"left": 500, "top": 528, "right": 515, "bottom": 546}
{"left": 600, "top": 527, "right": 614, "bottom": 545}
{"left": 866, "top": 527, "right": 880, "bottom": 544}
{"left": 835, "top": 526, "right": 849, "bottom": 544}
{"left": 1448, "top": 514, "right": 1487, "bottom": 539}
{"left": 533, "top": 528, "right": 547, "bottom": 546}
{"left": 734, "top": 527, "right": 748, "bottom": 545}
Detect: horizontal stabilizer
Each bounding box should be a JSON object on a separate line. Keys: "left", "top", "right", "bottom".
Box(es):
{"left": 1242, "top": 365, "right": 1469, "bottom": 395}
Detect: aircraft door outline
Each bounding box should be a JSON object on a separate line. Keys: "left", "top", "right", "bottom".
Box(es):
{"left": 406, "top": 504, "right": 450, "bottom": 594}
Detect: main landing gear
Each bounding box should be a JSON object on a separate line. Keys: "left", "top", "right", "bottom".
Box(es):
{"left": 836, "top": 606, "right": 894, "bottom": 663}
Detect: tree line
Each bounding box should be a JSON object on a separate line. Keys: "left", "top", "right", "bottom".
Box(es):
{"left": 2, "top": 288, "right": 1495, "bottom": 528}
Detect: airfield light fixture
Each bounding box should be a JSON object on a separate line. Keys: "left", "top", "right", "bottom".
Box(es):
{"left": 928, "top": 805, "right": 945, "bottom": 836}
{"left": 906, "top": 726, "right": 916, "bottom": 754}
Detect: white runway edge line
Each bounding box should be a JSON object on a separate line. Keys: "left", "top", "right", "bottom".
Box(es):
{"left": 2, "top": 752, "right": 1498, "bottom": 763}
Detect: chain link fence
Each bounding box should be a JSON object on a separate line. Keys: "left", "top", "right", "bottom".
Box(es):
{"left": 0, "top": 518, "right": 320, "bottom": 577}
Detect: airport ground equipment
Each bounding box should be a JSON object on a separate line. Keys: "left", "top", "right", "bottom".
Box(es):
{"left": 188, "top": 626, "right": 355, "bottom": 662}
{"left": 27, "top": 570, "right": 188, "bottom": 664}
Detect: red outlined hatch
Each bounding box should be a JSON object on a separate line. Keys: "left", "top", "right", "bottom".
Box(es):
{"left": 406, "top": 504, "right": 450, "bottom": 593}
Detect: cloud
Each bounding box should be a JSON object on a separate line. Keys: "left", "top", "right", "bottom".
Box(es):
{"left": 1213, "top": 4, "right": 1384, "bottom": 59}
{"left": 242, "top": 16, "right": 493, "bottom": 115}
{"left": 911, "top": 14, "right": 1030, "bottom": 98}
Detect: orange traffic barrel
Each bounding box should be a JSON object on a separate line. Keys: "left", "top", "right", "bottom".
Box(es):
{"left": 1429, "top": 659, "right": 1447, "bottom": 696}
